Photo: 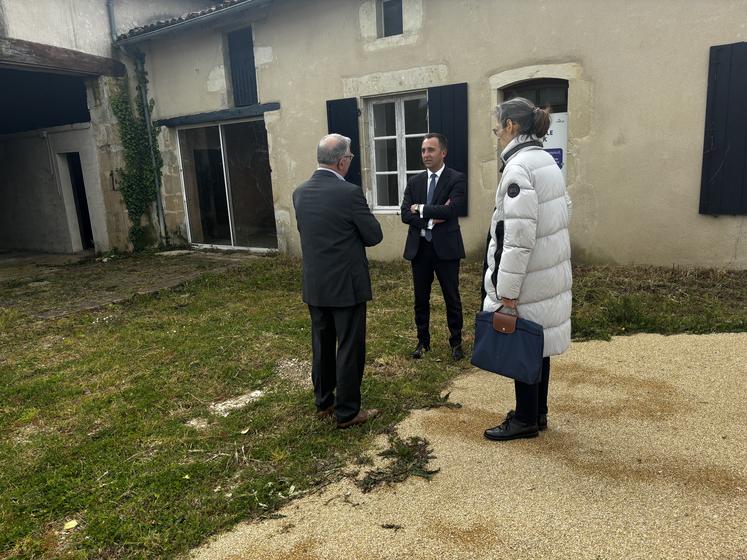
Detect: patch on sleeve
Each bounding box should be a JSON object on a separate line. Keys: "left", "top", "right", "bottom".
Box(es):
{"left": 507, "top": 183, "right": 521, "bottom": 198}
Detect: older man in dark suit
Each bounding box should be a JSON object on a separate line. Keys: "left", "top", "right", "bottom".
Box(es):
{"left": 401, "top": 133, "right": 466, "bottom": 361}
{"left": 293, "top": 134, "right": 383, "bottom": 428}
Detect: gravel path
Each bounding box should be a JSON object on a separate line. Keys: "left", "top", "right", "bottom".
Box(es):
{"left": 191, "top": 333, "right": 747, "bottom": 560}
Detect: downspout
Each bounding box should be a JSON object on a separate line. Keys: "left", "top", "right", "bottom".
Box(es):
{"left": 107, "top": 0, "right": 168, "bottom": 246}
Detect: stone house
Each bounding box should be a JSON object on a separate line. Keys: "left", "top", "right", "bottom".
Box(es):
{"left": 2, "top": 0, "right": 746, "bottom": 267}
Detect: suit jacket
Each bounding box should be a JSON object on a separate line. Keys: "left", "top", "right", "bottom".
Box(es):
{"left": 400, "top": 167, "right": 467, "bottom": 261}
{"left": 293, "top": 169, "right": 383, "bottom": 307}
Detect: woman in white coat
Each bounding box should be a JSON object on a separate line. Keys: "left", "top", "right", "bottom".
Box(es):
{"left": 482, "top": 97, "right": 573, "bottom": 441}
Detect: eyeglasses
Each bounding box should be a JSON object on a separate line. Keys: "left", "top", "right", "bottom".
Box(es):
{"left": 492, "top": 127, "right": 500, "bottom": 136}
{"left": 341, "top": 154, "right": 355, "bottom": 160}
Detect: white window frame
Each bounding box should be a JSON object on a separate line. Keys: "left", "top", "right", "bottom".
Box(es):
{"left": 366, "top": 92, "right": 428, "bottom": 211}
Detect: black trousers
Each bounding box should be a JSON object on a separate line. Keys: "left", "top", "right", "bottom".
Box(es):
{"left": 308, "top": 302, "right": 366, "bottom": 423}
{"left": 411, "top": 239, "right": 463, "bottom": 348}
{"left": 514, "top": 357, "right": 551, "bottom": 424}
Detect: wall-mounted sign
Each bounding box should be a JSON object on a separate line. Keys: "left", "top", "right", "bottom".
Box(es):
{"left": 544, "top": 112, "right": 568, "bottom": 181}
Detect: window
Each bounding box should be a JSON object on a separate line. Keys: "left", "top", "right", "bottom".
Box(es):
{"left": 502, "top": 79, "right": 568, "bottom": 112}
{"left": 377, "top": 0, "right": 403, "bottom": 38}
{"left": 227, "top": 28, "right": 258, "bottom": 107}
{"left": 326, "top": 83, "right": 468, "bottom": 213}
{"left": 367, "top": 94, "right": 428, "bottom": 208}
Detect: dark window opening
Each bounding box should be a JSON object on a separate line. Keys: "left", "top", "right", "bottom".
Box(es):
{"left": 228, "top": 27, "right": 258, "bottom": 107}
{"left": 0, "top": 68, "right": 90, "bottom": 134}
{"left": 378, "top": 0, "right": 403, "bottom": 38}
{"left": 65, "top": 152, "right": 94, "bottom": 250}
{"left": 502, "top": 79, "right": 569, "bottom": 113}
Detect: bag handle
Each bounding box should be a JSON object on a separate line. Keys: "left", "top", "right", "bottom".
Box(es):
{"left": 496, "top": 304, "right": 520, "bottom": 318}
{"left": 492, "top": 305, "right": 518, "bottom": 334}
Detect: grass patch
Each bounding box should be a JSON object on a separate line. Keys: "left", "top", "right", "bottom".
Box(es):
{"left": 572, "top": 265, "right": 747, "bottom": 339}
{"left": 0, "top": 255, "right": 744, "bottom": 558}
{"left": 356, "top": 432, "right": 439, "bottom": 494}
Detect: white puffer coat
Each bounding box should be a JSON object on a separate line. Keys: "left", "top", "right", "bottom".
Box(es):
{"left": 483, "top": 135, "right": 573, "bottom": 357}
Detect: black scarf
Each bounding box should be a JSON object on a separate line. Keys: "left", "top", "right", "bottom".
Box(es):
{"left": 499, "top": 140, "right": 543, "bottom": 172}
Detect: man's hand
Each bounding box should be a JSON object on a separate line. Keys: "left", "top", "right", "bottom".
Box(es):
{"left": 500, "top": 297, "right": 517, "bottom": 309}
{"left": 410, "top": 204, "right": 419, "bottom": 214}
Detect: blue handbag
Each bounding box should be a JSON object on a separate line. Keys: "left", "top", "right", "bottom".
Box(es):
{"left": 470, "top": 306, "right": 544, "bottom": 384}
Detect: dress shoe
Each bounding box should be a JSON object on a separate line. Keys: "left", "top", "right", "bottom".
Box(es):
{"left": 316, "top": 405, "right": 334, "bottom": 420}
{"left": 484, "top": 410, "right": 539, "bottom": 441}
{"left": 451, "top": 344, "right": 465, "bottom": 361}
{"left": 337, "top": 408, "right": 380, "bottom": 429}
{"left": 411, "top": 342, "right": 430, "bottom": 359}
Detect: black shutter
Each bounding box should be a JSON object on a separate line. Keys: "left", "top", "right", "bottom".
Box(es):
{"left": 228, "top": 28, "right": 258, "bottom": 107}
{"left": 428, "top": 83, "right": 468, "bottom": 215}
{"left": 700, "top": 42, "right": 747, "bottom": 215}
{"left": 326, "top": 97, "right": 362, "bottom": 187}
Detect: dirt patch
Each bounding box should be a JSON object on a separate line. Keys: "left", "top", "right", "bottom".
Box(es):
{"left": 210, "top": 391, "right": 265, "bottom": 417}
{"left": 274, "top": 358, "right": 311, "bottom": 388}
{"left": 0, "top": 251, "right": 258, "bottom": 318}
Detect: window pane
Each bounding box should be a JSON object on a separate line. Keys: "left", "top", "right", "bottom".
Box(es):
{"left": 178, "top": 126, "right": 231, "bottom": 245}
{"left": 375, "top": 139, "right": 398, "bottom": 172}
{"left": 539, "top": 87, "right": 567, "bottom": 112}
{"left": 376, "top": 174, "right": 399, "bottom": 206}
{"left": 404, "top": 98, "right": 427, "bottom": 133}
{"left": 382, "top": 0, "right": 403, "bottom": 37}
{"left": 406, "top": 136, "right": 425, "bottom": 171}
{"left": 222, "top": 121, "right": 277, "bottom": 249}
{"left": 373, "top": 102, "right": 396, "bottom": 136}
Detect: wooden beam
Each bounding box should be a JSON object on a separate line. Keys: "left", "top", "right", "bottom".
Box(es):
{"left": 0, "top": 37, "right": 126, "bottom": 77}
{"left": 155, "top": 103, "right": 281, "bottom": 128}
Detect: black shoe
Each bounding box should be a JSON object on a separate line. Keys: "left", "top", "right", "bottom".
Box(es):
{"left": 451, "top": 344, "right": 465, "bottom": 361}
{"left": 484, "top": 411, "right": 539, "bottom": 441}
{"left": 502, "top": 409, "right": 548, "bottom": 431}
{"left": 411, "top": 342, "right": 430, "bottom": 359}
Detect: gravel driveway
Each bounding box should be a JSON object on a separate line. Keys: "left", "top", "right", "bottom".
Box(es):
{"left": 191, "top": 332, "right": 746, "bottom": 560}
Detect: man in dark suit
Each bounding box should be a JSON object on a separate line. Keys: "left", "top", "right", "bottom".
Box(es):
{"left": 401, "top": 133, "right": 466, "bottom": 361}
{"left": 293, "top": 134, "right": 383, "bottom": 428}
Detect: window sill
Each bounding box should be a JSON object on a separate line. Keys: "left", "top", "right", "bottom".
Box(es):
{"left": 372, "top": 208, "right": 401, "bottom": 215}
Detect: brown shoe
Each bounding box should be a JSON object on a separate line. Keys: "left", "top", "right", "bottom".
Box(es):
{"left": 336, "top": 409, "right": 380, "bottom": 429}
{"left": 316, "top": 406, "right": 335, "bottom": 420}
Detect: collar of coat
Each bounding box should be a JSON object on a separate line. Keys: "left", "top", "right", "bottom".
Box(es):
{"left": 499, "top": 135, "right": 543, "bottom": 172}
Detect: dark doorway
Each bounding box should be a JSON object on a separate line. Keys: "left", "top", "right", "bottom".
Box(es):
{"left": 194, "top": 148, "right": 231, "bottom": 245}
{"left": 178, "top": 121, "right": 277, "bottom": 249}
{"left": 65, "top": 152, "right": 94, "bottom": 250}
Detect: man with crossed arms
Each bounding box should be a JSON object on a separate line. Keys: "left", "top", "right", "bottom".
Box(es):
{"left": 400, "top": 133, "right": 467, "bottom": 361}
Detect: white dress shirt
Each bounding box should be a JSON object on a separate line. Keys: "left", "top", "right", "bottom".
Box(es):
{"left": 316, "top": 166, "right": 345, "bottom": 181}
{"left": 419, "top": 164, "right": 444, "bottom": 237}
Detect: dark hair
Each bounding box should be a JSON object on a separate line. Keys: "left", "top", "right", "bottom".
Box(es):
{"left": 495, "top": 97, "right": 551, "bottom": 138}
{"left": 423, "top": 132, "right": 448, "bottom": 151}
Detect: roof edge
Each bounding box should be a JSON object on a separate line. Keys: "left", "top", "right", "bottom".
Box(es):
{"left": 116, "top": 0, "right": 272, "bottom": 46}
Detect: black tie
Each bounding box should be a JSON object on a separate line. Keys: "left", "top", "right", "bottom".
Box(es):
{"left": 425, "top": 173, "right": 437, "bottom": 241}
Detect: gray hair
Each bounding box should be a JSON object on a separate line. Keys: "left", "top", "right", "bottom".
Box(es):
{"left": 317, "top": 133, "right": 351, "bottom": 164}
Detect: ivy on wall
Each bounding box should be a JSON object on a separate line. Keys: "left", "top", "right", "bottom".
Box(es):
{"left": 110, "top": 58, "right": 163, "bottom": 251}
